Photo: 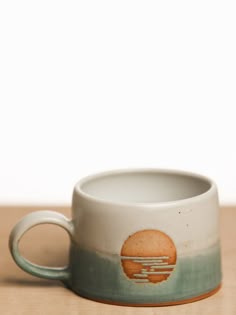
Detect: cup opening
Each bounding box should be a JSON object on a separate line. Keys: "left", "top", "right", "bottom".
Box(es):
{"left": 77, "top": 169, "right": 213, "bottom": 205}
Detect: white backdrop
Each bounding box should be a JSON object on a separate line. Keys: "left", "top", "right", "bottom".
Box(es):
{"left": 0, "top": 1, "right": 235, "bottom": 205}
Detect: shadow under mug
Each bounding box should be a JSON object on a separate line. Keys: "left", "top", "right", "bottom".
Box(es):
{"left": 9, "top": 169, "right": 222, "bottom": 306}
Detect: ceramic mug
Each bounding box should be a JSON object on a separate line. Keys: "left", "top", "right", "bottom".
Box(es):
{"left": 9, "top": 169, "right": 222, "bottom": 306}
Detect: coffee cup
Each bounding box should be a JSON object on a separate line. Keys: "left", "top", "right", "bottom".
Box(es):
{"left": 9, "top": 169, "right": 222, "bottom": 306}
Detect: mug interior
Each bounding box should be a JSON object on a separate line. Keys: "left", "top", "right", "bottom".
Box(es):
{"left": 79, "top": 170, "right": 212, "bottom": 204}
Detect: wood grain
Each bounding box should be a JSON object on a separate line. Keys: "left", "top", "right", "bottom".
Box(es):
{"left": 0, "top": 206, "right": 235, "bottom": 315}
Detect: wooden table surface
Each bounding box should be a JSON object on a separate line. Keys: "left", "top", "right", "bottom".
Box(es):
{"left": 0, "top": 206, "right": 235, "bottom": 315}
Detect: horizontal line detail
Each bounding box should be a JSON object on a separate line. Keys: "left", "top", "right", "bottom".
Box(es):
{"left": 142, "top": 271, "right": 172, "bottom": 275}
{"left": 148, "top": 265, "right": 175, "bottom": 269}
{"left": 133, "top": 274, "right": 148, "bottom": 278}
{"left": 121, "top": 256, "right": 169, "bottom": 260}
{"left": 142, "top": 262, "right": 168, "bottom": 266}
{"left": 133, "top": 260, "right": 167, "bottom": 263}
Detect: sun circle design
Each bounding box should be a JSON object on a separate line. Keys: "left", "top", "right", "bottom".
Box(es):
{"left": 121, "top": 230, "right": 177, "bottom": 284}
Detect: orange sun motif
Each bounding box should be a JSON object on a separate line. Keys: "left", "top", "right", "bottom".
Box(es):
{"left": 121, "top": 230, "right": 177, "bottom": 284}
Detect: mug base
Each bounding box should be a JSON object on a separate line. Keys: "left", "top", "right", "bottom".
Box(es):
{"left": 74, "top": 284, "right": 221, "bottom": 307}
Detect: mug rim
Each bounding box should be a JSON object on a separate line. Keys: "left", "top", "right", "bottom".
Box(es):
{"left": 74, "top": 168, "right": 217, "bottom": 208}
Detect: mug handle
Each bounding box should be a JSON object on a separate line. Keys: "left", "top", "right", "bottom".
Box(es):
{"left": 9, "top": 210, "right": 74, "bottom": 281}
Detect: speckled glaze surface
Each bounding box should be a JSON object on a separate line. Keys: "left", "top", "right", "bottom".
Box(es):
{"left": 9, "top": 169, "right": 222, "bottom": 306}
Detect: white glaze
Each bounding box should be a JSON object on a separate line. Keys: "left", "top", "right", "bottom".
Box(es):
{"left": 72, "top": 169, "right": 219, "bottom": 257}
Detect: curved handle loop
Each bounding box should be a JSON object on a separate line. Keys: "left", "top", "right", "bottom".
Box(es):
{"left": 9, "top": 210, "right": 74, "bottom": 281}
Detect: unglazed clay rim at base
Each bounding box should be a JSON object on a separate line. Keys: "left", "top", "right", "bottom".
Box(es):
{"left": 75, "top": 284, "right": 221, "bottom": 307}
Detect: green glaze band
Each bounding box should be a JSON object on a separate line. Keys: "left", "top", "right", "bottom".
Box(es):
{"left": 66, "top": 242, "right": 222, "bottom": 304}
